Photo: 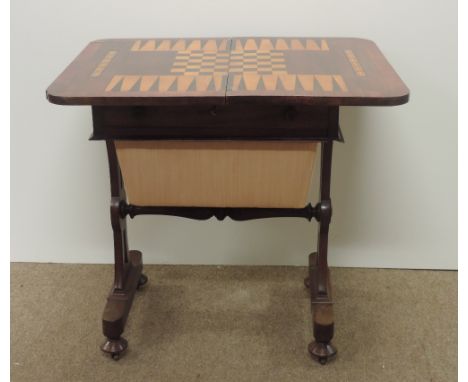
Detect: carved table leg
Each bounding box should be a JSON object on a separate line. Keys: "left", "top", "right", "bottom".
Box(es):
{"left": 101, "top": 141, "right": 148, "bottom": 360}
{"left": 306, "top": 140, "right": 337, "bottom": 364}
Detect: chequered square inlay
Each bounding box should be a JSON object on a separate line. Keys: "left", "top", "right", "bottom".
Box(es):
{"left": 170, "top": 50, "right": 287, "bottom": 75}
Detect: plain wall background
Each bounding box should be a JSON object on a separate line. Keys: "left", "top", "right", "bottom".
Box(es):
{"left": 11, "top": 0, "right": 457, "bottom": 269}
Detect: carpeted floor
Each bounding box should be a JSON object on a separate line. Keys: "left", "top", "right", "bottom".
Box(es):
{"left": 11, "top": 263, "right": 456, "bottom": 382}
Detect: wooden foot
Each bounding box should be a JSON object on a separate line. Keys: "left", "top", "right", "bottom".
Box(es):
{"left": 308, "top": 304, "right": 337, "bottom": 365}
{"left": 101, "top": 250, "right": 142, "bottom": 359}
{"left": 308, "top": 303, "right": 336, "bottom": 364}
{"left": 101, "top": 337, "right": 128, "bottom": 360}
{"left": 306, "top": 252, "right": 337, "bottom": 364}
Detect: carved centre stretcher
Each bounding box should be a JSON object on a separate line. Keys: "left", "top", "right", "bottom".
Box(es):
{"left": 46, "top": 37, "right": 409, "bottom": 364}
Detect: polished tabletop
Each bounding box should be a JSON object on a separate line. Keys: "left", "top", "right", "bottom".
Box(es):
{"left": 46, "top": 37, "right": 409, "bottom": 106}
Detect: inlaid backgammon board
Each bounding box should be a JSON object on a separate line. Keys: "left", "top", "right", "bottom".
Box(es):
{"left": 47, "top": 37, "right": 408, "bottom": 105}
{"left": 47, "top": 37, "right": 409, "bottom": 364}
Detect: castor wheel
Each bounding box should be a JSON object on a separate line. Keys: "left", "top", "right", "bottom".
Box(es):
{"left": 111, "top": 353, "right": 121, "bottom": 361}
{"left": 101, "top": 337, "right": 128, "bottom": 360}
{"left": 137, "top": 273, "right": 148, "bottom": 290}
{"left": 304, "top": 277, "right": 311, "bottom": 289}
{"left": 308, "top": 341, "right": 337, "bottom": 365}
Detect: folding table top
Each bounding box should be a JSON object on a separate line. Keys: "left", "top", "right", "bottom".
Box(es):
{"left": 46, "top": 37, "right": 409, "bottom": 107}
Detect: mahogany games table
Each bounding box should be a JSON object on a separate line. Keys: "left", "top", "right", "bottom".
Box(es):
{"left": 46, "top": 37, "right": 409, "bottom": 364}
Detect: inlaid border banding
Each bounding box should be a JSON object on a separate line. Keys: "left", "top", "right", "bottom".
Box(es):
{"left": 345, "top": 50, "right": 366, "bottom": 77}
{"left": 92, "top": 50, "right": 117, "bottom": 77}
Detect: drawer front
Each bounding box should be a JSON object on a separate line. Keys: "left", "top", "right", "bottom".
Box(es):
{"left": 92, "top": 105, "right": 337, "bottom": 140}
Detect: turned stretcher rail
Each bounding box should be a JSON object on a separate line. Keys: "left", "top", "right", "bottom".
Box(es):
{"left": 119, "top": 201, "right": 323, "bottom": 221}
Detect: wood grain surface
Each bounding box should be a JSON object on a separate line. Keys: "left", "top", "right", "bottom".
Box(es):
{"left": 115, "top": 140, "right": 318, "bottom": 208}
{"left": 47, "top": 38, "right": 409, "bottom": 106}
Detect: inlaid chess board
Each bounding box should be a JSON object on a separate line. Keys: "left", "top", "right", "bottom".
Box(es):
{"left": 47, "top": 38, "right": 409, "bottom": 106}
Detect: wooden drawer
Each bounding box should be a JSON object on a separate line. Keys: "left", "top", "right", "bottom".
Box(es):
{"left": 115, "top": 140, "right": 318, "bottom": 208}
{"left": 92, "top": 105, "right": 336, "bottom": 140}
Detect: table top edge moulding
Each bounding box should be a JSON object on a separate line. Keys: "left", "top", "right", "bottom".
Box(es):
{"left": 46, "top": 37, "right": 409, "bottom": 107}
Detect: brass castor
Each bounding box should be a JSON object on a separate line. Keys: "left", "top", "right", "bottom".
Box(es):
{"left": 101, "top": 337, "right": 128, "bottom": 360}
{"left": 137, "top": 273, "right": 148, "bottom": 290}
{"left": 304, "top": 277, "right": 311, "bottom": 289}
{"left": 308, "top": 341, "right": 337, "bottom": 365}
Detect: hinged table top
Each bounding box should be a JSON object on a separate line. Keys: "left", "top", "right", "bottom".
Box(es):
{"left": 46, "top": 37, "right": 409, "bottom": 106}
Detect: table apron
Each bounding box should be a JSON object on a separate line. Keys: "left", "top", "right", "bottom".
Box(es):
{"left": 91, "top": 105, "right": 340, "bottom": 141}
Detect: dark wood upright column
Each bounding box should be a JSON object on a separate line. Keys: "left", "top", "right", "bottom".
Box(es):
{"left": 107, "top": 140, "right": 128, "bottom": 290}
{"left": 306, "top": 140, "right": 337, "bottom": 364}
{"left": 316, "top": 140, "right": 333, "bottom": 297}
{"left": 100, "top": 140, "right": 148, "bottom": 360}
